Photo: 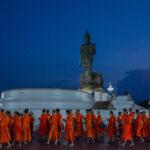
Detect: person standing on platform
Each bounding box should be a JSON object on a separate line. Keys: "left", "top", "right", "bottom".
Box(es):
{"left": 74, "top": 109, "right": 84, "bottom": 142}
{"left": 47, "top": 109, "right": 58, "bottom": 145}
{"left": 107, "top": 111, "right": 116, "bottom": 143}
{"left": 56, "top": 109, "right": 62, "bottom": 142}
{"left": 38, "top": 109, "right": 47, "bottom": 142}
{"left": 64, "top": 110, "right": 75, "bottom": 147}
{"left": 121, "top": 109, "right": 134, "bottom": 147}
{"left": 22, "top": 109, "right": 31, "bottom": 145}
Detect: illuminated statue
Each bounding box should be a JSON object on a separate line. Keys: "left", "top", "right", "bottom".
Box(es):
{"left": 80, "top": 31, "right": 103, "bottom": 89}
{"left": 80, "top": 31, "right": 96, "bottom": 78}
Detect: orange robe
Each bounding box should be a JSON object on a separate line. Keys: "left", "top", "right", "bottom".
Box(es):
{"left": 13, "top": 116, "right": 22, "bottom": 142}
{"left": 46, "top": 113, "right": 51, "bottom": 134}
{"left": 30, "top": 116, "right": 34, "bottom": 137}
{"left": 86, "top": 113, "right": 94, "bottom": 138}
{"left": 65, "top": 114, "right": 74, "bottom": 142}
{"left": 95, "top": 114, "right": 103, "bottom": 136}
{"left": 141, "top": 115, "right": 149, "bottom": 138}
{"left": 0, "top": 112, "right": 4, "bottom": 144}
{"left": 75, "top": 113, "right": 83, "bottom": 137}
{"left": 48, "top": 114, "right": 58, "bottom": 141}
{"left": 117, "top": 114, "right": 123, "bottom": 137}
{"left": 107, "top": 114, "right": 116, "bottom": 139}
{"left": 91, "top": 114, "right": 97, "bottom": 137}
{"left": 148, "top": 116, "right": 150, "bottom": 137}
{"left": 0, "top": 116, "right": 10, "bottom": 144}
{"left": 135, "top": 113, "right": 143, "bottom": 138}
{"left": 38, "top": 114, "right": 47, "bottom": 137}
{"left": 57, "top": 113, "right": 62, "bottom": 139}
{"left": 22, "top": 114, "right": 31, "bottom": 142}
{"left": 4, "top": 115, "right": 11, "bottom": 142}
{"left": 129, "top": 112, "right": 135, "bottom": 136}
{"left": 129, "top": 112, "right": 134, "bottom": 120}
{"left": 122, "top": 114, "right": 132, "bottom": 141}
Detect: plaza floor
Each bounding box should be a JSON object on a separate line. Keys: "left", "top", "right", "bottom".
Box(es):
{"left": 8, "top": 135, "right": 150, "bottom": 150}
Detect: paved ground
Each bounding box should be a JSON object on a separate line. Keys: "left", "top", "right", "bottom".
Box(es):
{"left": 23, "top": 142, "right": 150, "bottom": 150}
{"left": 6, "top": 135, "right": 150, "bottom": 150}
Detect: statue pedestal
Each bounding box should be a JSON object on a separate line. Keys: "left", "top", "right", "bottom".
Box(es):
{"left": 80, "top": 72, "right": 103, "bottom": 90}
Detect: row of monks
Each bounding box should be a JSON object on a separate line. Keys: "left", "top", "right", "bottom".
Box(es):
{"left": 0, "top": 108, "right": 150, "bottom": 148}
{"left": 0, "top": 109, "right": 34, "bottom": 149}
{"left": 38, "top": 108, "right": 150, "bottom": 147}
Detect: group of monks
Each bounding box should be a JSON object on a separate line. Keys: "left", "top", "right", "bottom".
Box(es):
{"left": 0, "top": 108, "right": 150, "bottom": 148}
{"left": 38, "top": 108, "right": 150, "bottom": 147}
{"left": 0, "top": 108, "right": 34, "bottom": 149}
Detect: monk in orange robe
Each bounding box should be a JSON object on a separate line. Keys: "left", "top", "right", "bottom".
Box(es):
{"left": 22, "top": 109, "right": 31, "bottom": 144}
{"left": 56, "top": 109, "right": 62, "bottom": 141}
{"left": 4, "top": 111, "right": 11, "bottom": 142}
{"left": 117, "top": 111, "right": 123, "bottom": 138}
{"left": 148, "top": 113, "right": 150, "bottom": 137}
{"left": 64, "top": 110, "right": 74, "bottom": 147}
{"left": 47, "top": 110, "right": 58, "bottom": 145}
{"left": 107, "top": 111, "right": 116, "bottom": 142}
{"left": 91, "top": 111, "right": 96, "bottom": 138}
{"left": 46, "top": 110, "right": 51, "bottom": 135}
{"left": 135, "top": 110, "right": 144, "bottom": 143}
{"left": 129, "top": 108, "right": 135, "bottom": 136}
{"left": 141, "top": 111, "right": 149, "bottom": 139}
{"left": 29, "top": 111, "right": 34, "bottom": 138}
{"left": 38, "top": 109, "right": 47, "bottom": 140}
{"left": 121, "top": 109, "right": 134, "bottom": 147}
{"left": 75, "top": 109, "right": 83, "bottom": 140}
{"left": 85, "top": 109, "right": 95, "bottom": 143}
{"left": 13, "top": 112, "right": 22, "bottom": 146}
{"left": 0, "top": 109, "right": 4, "bottom": 148}
{"left": 95, "top": 111, "right": 103, "bottom": 138}
{"left": 0, "top": 110, "right": 11, "bottom": 148}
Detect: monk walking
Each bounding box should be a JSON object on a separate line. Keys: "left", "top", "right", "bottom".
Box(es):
{"left": 135, "top": 110, "right": 144, "bottom": 143}
{"left": 95, "top": 111, "right": 103, "bottom": 138}
{"left": 22, "top": 109, "right": 31, "bottom": 145}
{"left": 13, "top": 112, "right": 22, "bottom": 146}
{"left": 117, "top": 111, "right": 123, "bottom": 138}
{"left": 85, "top": 109, "right": 95, "bottom": 143}
{"left": 75, "top": 109, "right": 84, "bottom": 141}
{"left": 29, "top": 111, "right": 34, "bottom": 138}
{"left": 38, "top": 109, "right": 47, "bottom": 141}
{"left": 46, "top": 110, "right": 51, "bottom": 136}
{"left": 64, "top": 110, "right": 74, "bottom": 147}
{"left": 56, "top": 109, "right": 62, "bottom": 142}
{"left": 0, "top": 110, "right": 11, "bottom": 148}
{"left": 121, "top": 109, "right": 134, "bottom": 147}
{"left": 47, "top": 110, "right": 58, "bottom": 145}
{"left": 107, "top": 111, "right": 116, "bottom": 143}
{"left": 141, "top": 111, "right": 149, "bottom": 139}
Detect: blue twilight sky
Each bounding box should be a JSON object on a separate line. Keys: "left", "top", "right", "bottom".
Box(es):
{"left": 0, "top": 0, "right": 150, "bottom": 101}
